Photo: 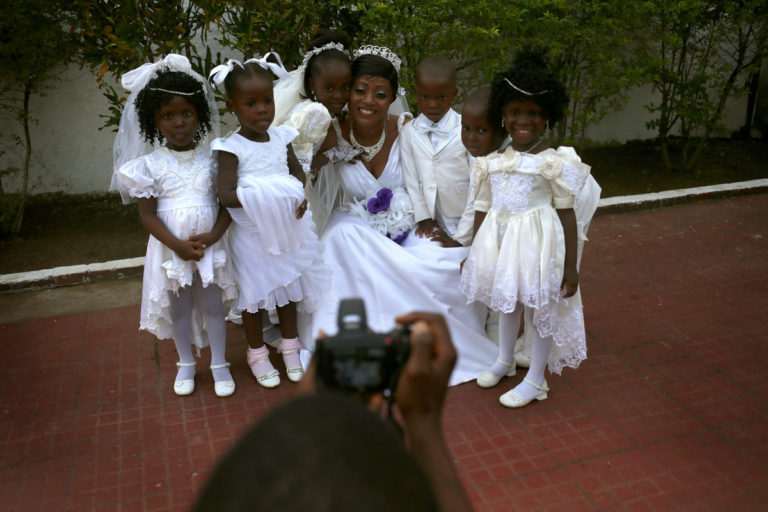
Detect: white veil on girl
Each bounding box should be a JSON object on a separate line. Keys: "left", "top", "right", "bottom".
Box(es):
{"left": 111, "top": 54, "right": 220, "bottom": 204}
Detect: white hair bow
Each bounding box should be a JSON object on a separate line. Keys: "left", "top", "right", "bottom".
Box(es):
{"left": 209, "top": 52, "right": 290, "bottom": 86}
{"left": 121, "top": 54, "right": 194, "bottom": 92}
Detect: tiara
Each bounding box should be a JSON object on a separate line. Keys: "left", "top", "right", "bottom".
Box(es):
{"left": 503, "top": 78, "right": 551, "bottom": 96}
{"left": 353, "top": 45, "right": 401, "bottom": 72}
{"left": 148, "top": 87, "right": 201, "bottom": 96}
{"left": 302, "top": 42, "right": 349, "bottom": 68}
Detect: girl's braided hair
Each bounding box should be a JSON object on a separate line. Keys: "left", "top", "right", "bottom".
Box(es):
{"left": 135, "top": 70, "right": 212, "bottom": 145}
{"left": 490, "top": 49, "right": 568, "bottom": 129}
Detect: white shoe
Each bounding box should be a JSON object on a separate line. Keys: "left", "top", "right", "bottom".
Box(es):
{"left": 247, "top": 348, "right": 281, "bottom": 388}
{"left": 174, "top": 362, "right": 196, "bottom": 396}
{"left": 210, "top": 362, "right": 235, "bottom": 397}
{"left": 499, "top": 378, "right": 549, "bottom": 408}
{"left": 476, "top": 359, "right": 516, "bottom": 388}
{"left": 278, "top": 338, "right": 304, "bottom": 383}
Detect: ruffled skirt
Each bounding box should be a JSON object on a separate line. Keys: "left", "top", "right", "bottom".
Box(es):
{"left": 228, "top": 175, "right": 329, "bottom": 314}
{"left": 140, "top": 205, "right": 238, "bottom": 349}
{"left": 460, "top": 205, "right": 586, "bottom": 374}
{"left": 306, "top": 210, "right": 498, "bottom": 386}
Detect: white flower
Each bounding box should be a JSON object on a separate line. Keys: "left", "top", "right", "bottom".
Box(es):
{"left": 539, "top": 156, "right": 564, "bottom": 180}
{"left": 500, "top": 147, "right": 522, "bottom": 171}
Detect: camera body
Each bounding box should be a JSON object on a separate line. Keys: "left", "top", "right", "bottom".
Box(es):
{"left": 316, "top": 298, "right": 410, "bottom": 395}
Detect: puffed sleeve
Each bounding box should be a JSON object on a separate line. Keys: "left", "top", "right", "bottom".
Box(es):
{"left": 471, "top": 157, "right": 491, "bottom": 212}
{"left": 282, "top": 103, "right": 331, "bottom": 174}
{"left": 117, "top": 156, "right": 156, "bottom": 199}
{"left": 540, "top": 147, "right": 590, "bottom": 209}
{"left": 211, "top": 136, "right": 236, "bottom": 157}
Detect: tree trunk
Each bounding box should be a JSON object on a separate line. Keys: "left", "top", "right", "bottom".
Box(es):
{"left": 11, "top": 82, "right": 32, "bottom": 235}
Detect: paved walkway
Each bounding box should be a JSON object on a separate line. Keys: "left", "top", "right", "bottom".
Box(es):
{"left": 1, "top": 193, "right": 767, "bottom": 511}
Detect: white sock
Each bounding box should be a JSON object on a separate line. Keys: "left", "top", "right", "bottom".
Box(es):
{"left": 194, "top": 279, "right": 231, "bottom": 383}
{"left": 487, "top": 304, "right": 523, "bottom": 376}
{"left": 170, "top": 286, "right": 196, "bottom": 381}
{"left": 510, "top": 327, "right": 552, "bottom": 401}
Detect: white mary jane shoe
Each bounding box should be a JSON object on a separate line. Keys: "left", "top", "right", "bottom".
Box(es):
{"left": 210, "top": 362, "right": 235, "bottom": 397}
{"left": 247, "top": 348, "right": 281, "bottom": 389}
{"left": 499, "top": 378, "right": 549, "bottom": 408}
{"left": 174, "top": 362, "right": 196, "bottom": 396}
{"left": 477, "top": 359, "right": 516, "bottom": 389}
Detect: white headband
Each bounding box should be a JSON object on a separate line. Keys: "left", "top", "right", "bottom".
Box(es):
{"left": 209, "top": 52, "right": 290, "bottom": 86}
{"left": 301, "top": 42, "right": 349, "bottom": 68}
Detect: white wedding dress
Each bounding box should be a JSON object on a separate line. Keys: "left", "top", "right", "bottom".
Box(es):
{"left": 306, "top": 118, "right": 498, "bottom": 386}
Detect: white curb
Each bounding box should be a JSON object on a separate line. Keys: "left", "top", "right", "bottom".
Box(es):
{"left": 2, "top": 179, "right": 766, "bottom": 290}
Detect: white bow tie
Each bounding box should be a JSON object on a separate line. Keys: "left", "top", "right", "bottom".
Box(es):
{"left": 415, "top": 122, "right": 452, "bottom": 139}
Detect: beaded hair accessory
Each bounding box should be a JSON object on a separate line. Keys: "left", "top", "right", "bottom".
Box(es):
{"left": 302, "top": 42, "right": 349, "bottom": 68}
{"left": 353, "top": 45, "right": 402, "bottom": 73}
{"left": 147, "top": 87, "right": 201, "bottom": 96}
{"left": 209, "top": 52, "right": 290, "bottom": 86}
{"left": 503, "top": 78, "right": 551, "bottom": 96}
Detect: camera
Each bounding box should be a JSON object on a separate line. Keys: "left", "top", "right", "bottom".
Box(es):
{"left": 316, "top": 298, "right": 410, "bottom": 395}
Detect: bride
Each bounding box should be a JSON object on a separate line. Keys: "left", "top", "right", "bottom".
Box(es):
{"left": 298, "top": 46, "right": 497, "bottom": 386}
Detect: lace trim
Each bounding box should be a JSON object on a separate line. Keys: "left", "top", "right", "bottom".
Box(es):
{"left": 489, "top": 172, "right": 534, "bottom": 215}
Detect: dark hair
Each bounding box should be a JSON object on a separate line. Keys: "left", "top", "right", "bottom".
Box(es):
{"left": 416, "top": 56, "right": 456, "bottom": 83}
{"left": 303, "top": 29, "right": 352, "bottom": 100}
{"left": 490, "top": 49, "right": 568, "bottom": 129}
{"left": 194, "top": 393, "right": 437, "bottom": 511}
{"left": 351, "top": 54, "right": 399, "bottom": 99}
{"left": 221, "top": 61, "right": 274, "bottom": 99}
{"left": 135, "top": 70, "right": 212, "bottom": 145}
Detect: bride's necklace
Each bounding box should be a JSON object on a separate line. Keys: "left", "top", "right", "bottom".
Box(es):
{"left": 350, "top": 122, "right": 386, "bottom": 162}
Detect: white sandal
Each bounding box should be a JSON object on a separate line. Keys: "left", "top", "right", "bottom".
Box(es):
{"left": 174, "top": 362, "right": 196, "bottom": 396}
{"left": 499, "top": 378, "right": 548, "bottom": 408}
{"left": 210, "top": 362, "right": 235, "bottom": 397}
{"left": 477, "top": 359, "right": 516, "bottom": 388}
{"left": 247, "top": 347, "right": 280, "bottom": 388}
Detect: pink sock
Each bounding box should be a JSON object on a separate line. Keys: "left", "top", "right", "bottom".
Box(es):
{"left": 278, "top": 337, "right": 302, "bottom": 370}
{"left": 246, "top": 345, "right": 275, "bottom": 376}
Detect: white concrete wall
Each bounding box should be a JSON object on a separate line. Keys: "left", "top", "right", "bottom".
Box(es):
{"left": 0, "top": 62, "right": 752, "bottom": 195}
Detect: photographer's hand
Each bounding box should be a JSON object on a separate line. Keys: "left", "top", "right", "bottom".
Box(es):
{"left": 393, "top": 312, "right": 472, "bottom": 512}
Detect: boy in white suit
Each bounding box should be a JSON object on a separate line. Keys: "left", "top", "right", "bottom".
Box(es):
{"left": 401, "top": 57, "right": 474, "bottom": 246}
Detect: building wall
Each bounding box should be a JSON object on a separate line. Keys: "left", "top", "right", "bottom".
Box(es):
{"left": 0, "top": 63, "right": 752, "bottom": 195}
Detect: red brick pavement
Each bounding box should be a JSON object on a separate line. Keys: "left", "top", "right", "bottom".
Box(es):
{"left": 1, "top": 193, "right": 767, "bottom": 511}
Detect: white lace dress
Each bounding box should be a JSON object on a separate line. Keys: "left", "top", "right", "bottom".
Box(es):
{"left": 307, "top": 117, "right": 498, "bottom": 386}
{"left": 117, "top": 146, "right": 238, "bottom": 349}
{"left": 211, "top": 126, "right": 329, "bottom": 315}
{"left": 460, "top": 146, "right": 591, "bottom": 374}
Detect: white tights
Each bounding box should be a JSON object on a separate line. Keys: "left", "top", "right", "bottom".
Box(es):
{"left": 497, "top": 305, "right": 553, "bottom": 401}
{"left": 169, "top": 275, "right": 230, "bottom": 382}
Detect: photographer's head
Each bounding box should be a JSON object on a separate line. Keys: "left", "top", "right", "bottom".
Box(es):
{"left": 194, "top": 392, "right": 438, "bottom": 511}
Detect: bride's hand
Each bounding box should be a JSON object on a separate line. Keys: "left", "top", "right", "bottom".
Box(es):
{"left": 296, "top": 199, "right": 308, "bottom": 219}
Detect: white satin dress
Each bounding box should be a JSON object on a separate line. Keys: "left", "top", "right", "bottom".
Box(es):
{"left": 307, "top": 118, "right": 498, "bottom": 386}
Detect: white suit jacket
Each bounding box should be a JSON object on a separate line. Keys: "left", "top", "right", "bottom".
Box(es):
{"left": 400, "top": 109, "right": 474, "bottom": 244}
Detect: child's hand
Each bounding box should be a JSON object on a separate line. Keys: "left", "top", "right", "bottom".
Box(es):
{"left": 415, "top": 219, "right": 438, "bottom": 237}
{"left": 172, "top": 239, "right": 205, "bottom": 261}
{"left": 188, "top": 232, "right": 218, "bottom": 248}
{"left": 561, "top": 267, "right": 579, "bottom": 297}
{"left": 296, "top": 199, "right": 308, "bottom": 219}
{"left": 428, "top": 228, "right": 461, "bottom": 248}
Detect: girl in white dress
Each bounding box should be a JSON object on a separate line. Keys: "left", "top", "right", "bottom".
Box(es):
{"left": 460, "top": 51, "right": 591, "bottom": 408}
{"left": 273, "top": 30, "right": 353, "bottom": 233}
{"left": 113, "top": 55, "right": 237, "bottom": 398}
{"left": 209, "top": 56, "right": 329, "bottom": 388}
{"left": 309, "top": 47, "right": 498, "bottom": 386}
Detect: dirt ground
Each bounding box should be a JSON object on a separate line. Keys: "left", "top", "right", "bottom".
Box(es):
{"left": 1, "top": 137, "right": 766, "bottom": 275}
